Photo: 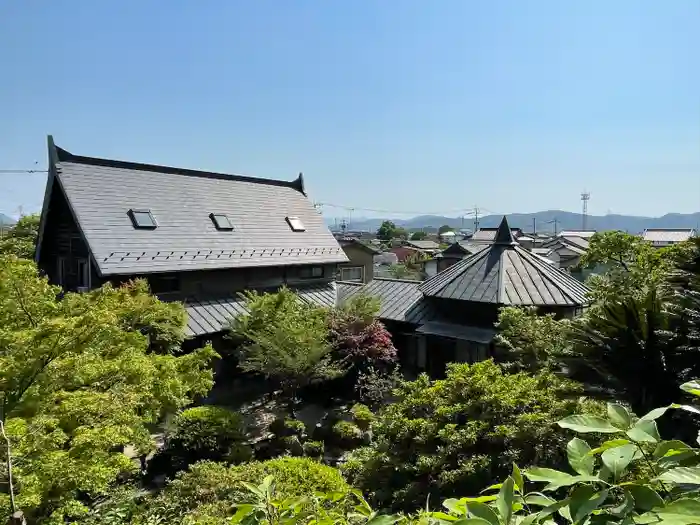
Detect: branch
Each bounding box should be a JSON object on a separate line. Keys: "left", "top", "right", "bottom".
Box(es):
{"left": 11, "top": 280, "right": 37, "bottom": 328}
{"left": 0, "top": 419, "right": 17, "bottom": 514}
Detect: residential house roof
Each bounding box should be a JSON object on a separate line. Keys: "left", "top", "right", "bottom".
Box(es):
{"left": 405, "top": 240, "right": 441, "bottom": 251}
{"left": 358, "top": 278, "right": 436, "bottom": 324}
{"left": 185, "top": 282, "right": 338, "bottom": 337}
{"left": 336, "top": 281, "right": 364, "bottom": 303}
{"left": 338, "top": 238, "right": 382, "bottom": 255}
{"left": 558, "top": 236, "right": 590, "bottom": 250}
{"left": 437, "top": 241, "right": 489, "bottom": 259}
{"left": 558, "top": 230, "right": 597, "bottom": 239}
{"left": 40, "top": 137, "right": 347, "bottom": 276}
{"left": 419, "top": 216, "right": 589, "bottom": 306}
{"left": 642, "top": 228, "right": 696, "bottom": 243}
{"left": 470, "top": 226, "right": 523, "bottom": 243}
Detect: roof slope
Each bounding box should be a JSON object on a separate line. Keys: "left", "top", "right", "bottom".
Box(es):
{"left": 405, "top": 240, "right": 440, "bottom": 250}
{"left": 642, "top": 228, "right": 696, "bottom": 243}
{"left": 48, "top": 140, "right": 347, "bottom": 276}
{"left": 471, "top": 227, "right": 523, "bottom": 243}
{"left": 420, "top": 217, "right": 589, "bottom": 306}
{"left": 357, "top": 278, "right": 435, "bottom": 324}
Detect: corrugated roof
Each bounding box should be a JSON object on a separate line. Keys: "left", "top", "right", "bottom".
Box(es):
{"left": 337, "top": 281, "right": 364, "bottom": 303}
{"left": 405, "top": 240, "right": 441, "bottom": 250}
{"left": 642, "top": 228, "right": 696, "bottom": 243}
{"left": 420, "top": 216, "right": 589, "bottom": 307}
{"left": 51, "top": 142, "right": 347, "bottom": 276}
{"left": 416, "top": 321, "right": 496, "bottom": 344}
{"left": 359, "top": 278, "right": 436, "bottom": 324}
{"left": 184, "top": 282, "right": 337, "bottom": 337}
{"left": 558, "top": 236, "right": 590, "bottom": 250}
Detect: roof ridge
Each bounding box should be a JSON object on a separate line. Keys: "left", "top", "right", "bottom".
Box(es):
{"left": 54, "top": 144, "right": 304, "bottom": 192}
{"left": 373, "top": 277, "right": 423, "bottom": 284}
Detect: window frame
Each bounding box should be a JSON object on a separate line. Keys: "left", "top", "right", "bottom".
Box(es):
{"left": 128, "top": 209, "right": 158, "bottom": 229}
{"left": 299, "top": 266, "right": 324, "bottom": 279}
{"left": 340, "top": 266, "right": 364, "bottom": 282}
{"left": 210, "top": 213, "right": 234, "bottom": 231}
{"left": 149, "top": 273, "right": 181, "bottom": 295}
{"left": 76, "top": 258, "right": 91, "bottom": 290}
{"left": 286, "top": 216, "right": 306, "bottom": 232}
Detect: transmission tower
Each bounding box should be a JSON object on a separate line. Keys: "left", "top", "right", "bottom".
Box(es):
{"left": 581, "top": 191, "right": 590, "bottom": 230}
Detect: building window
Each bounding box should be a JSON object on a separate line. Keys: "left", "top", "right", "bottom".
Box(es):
{"left": 299, "top": 266, "right": 324, "bottom": 279}
{"left": 340, "top": 266, "right": 364, "bottom": 282}
{"left": 57, "top": 257, "right": 67, "bottom": 286}
{"left": 210, "top": 213, "right": 234, "bottom": 231}
{"left": 286, "top": 216, "right": 305, "bottom": 232}
{"left": 128, "top": 209, "right": 158, "bottom": 229}
{"left": 149, "top": 274, "right": 181, "bottom": 294}
{"left": 76, "top": 258, "right": 90, "bottom": 291}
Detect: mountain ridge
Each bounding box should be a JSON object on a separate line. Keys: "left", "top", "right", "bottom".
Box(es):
{"left": 326, "top": 210, "right": 700, "bottom": 234}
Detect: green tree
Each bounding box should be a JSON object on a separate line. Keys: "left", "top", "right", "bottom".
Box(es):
{"left": 409, "top": 231, "right": 427, "bottom": 241}
{"left": 0, "top": 256, "right": 217, "bottom": 522}
{"left": 342, "top": 360, "right": 603, "bottom": 511}
{"left": 230, "top": 287, "right": 346, "bottom": 405}
{"left": 0, "top": 214, "right": 40, "bottom": 259}
{"left": 376, "top": 221, "right": 407, "bottom": 241}
{"left": 438, "top": 224, "right": 452, "bottom": 235}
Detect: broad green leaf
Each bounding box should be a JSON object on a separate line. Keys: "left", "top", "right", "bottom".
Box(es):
{"left": 557, "top": 415, "right": 620, "bottom": 433}
{"left": 626, "top": 419, "right": 660, "bottom": 443}
{"left": 460, "top": 496, "right": 498, "bottom": 503}
{"left": 569, "top": 486, "right": 609, "bottom": 523}
{"left": 512, "top": 464, "right": 524, "bottom": 493}
{"left": 673, "top": 403, "right": 700, "bottom": 415}
{"left": 640, "top": 405, "right": 672, "bottom": 421}
{"left": 465, "top": 501, "right": 500, "bottom": 525}
{"left": 624, "top": 483, "right": 665, "bottom": 511}
{"left": 655, "top": 466, "right": 700, "bottom": 485}
{"left": 607, "top": 489, "right": 635, "bottom": 518}
{"left": 601, "top": 444, "right": 639, "bottom": 480}
{"left": 427, "top": 511, "right": 459, "bottom": 522}
{"left": 443, "top": 499, "right": 466, "bottom": 516}
{"left": 523, "top": 493, "right": 556, "bottom": 507}
{"left": 451, "top": 520, "right": 494, "bottom": 525}
{"left": 653, "top": 440, "right": 691, "bottom": 459}
{"left": 524, "top": 468, "right": 599, "bottom": 491}
{"left": 607, "top": 403, "right": 632, "bottom": 429}
{"left": 680, "top": 380, "right": 700, "bottom": 397}
{"left": 588, "top": 439, "right": 632, "bottom": 455}
{"left": 567, "top": 437, "right": 595, "bottom": 475}
{"left": 638, "top": 498, "right": 700, "bottom": 525}
{"left": 367, "top": 515, "right": 404, "bottom": 525}
{"left": 657, "top": 449, "right": 700, "bottom": 470}
{"left": 480, "top": 483, "right": 502, "bottom": 494}
{"left": 497, "top": 477, "right": 515, "bottom": 525}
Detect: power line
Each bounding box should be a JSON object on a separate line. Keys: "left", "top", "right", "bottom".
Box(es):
{"left": 316, "top": 201, "right": 483, "bottom": 216}
{"left": 0, "top": 169, "right": 48, "bottom": 174}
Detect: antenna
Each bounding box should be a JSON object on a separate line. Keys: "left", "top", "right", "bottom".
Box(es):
{"left": 581, "top": 191, "right": 590, "bottom": 230}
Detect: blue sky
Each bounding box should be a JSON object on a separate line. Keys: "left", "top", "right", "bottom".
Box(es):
{"left": 2, "top": 0, "right": 699, "bottom": 221}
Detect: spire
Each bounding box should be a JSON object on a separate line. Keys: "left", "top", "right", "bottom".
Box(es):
{"left": 494, "top": 215, "right": 516, "bottom": 245}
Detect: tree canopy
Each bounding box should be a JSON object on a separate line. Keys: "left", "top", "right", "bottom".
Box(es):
{"left": 409, "top": 231, "right": 427, "bottom": 241}
{"left": 438, "top": 224, "right": 453, "bottom": 235}
{"left": 0, "top": 214, "right": 40, "bottom": 259}
{"left": 376, "top": 221, "right": 407, "bottom": 241}
{"left": 0, "top": 256, "right": 217, "bottom": 522}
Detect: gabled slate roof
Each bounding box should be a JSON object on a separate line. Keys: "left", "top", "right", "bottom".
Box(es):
{"left": 642, "top": 228, "right": 696, "bottom": 243}
{"left": 405, "top": 240, "right": 441, "bottom": 251}
{"left": 42, "top": 137, "right": 347, "bottom": 276}
{"left": 358, "top": 278, "right": 436, "bottom": 324}
{"left": 185, "top": 282, "right": 337, "bottom": 337}
{"left": 420, "top": 216, "right": 589, "bottom": 307}
{"left": 440, "top": 241, "right": 489, "bottom": 257}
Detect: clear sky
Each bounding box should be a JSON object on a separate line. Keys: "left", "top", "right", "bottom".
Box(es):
{"left": 2, "top": 0, "right": 699, "bottom": 220}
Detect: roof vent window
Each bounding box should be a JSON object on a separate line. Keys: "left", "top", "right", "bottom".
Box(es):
{"left": 286, "top": 216, "right": 305, "bottom": 232}
{"left": 128, "top": 209, "right": 157, "bottom": 229}
{"left": 210, "top": 213, "right": 234, "bottom": 231}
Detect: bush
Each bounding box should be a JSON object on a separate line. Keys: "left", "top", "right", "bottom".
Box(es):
{"left": 343, "top": 360, "right": 604, "bottom": 511}
{"left": 151, "top": 406, "right": 250, "bottom": 477}
{"left": 143, "top": 458, "right": 350, "bottom": 522}
{"left": 270, "top": 416, "right": 306, "bottom": 437}
{"left": 302, "top": 440, "right": 324, "bottom": 458}
{"left": 355, "top": 365, "right": 403, "bottom": 408}
{"left": 332, "top": 420, "right": 364, "bottom": 448}
{"left": 350, "top": 403, "right": 375, "bottom": 431}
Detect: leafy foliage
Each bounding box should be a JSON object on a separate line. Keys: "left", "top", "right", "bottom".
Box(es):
{"left": 342, "top": 360, "right": 604, "bottom": 511}
{"left": 495, "top": 306, "right": 573, "bottom": 372}
{"left": 376, "top": 221, "right": 407, "bottom": 242}
{"left": 328, "top": 294, "right": 397, "bottom": 368}
{"left": 409, "top": 231, "right": 427, "bottom": 241}
{"left": 354, "top": 365, "right": 403, "bottom": 409}
{"left": 425, "top": 379, "right": 700, "bottom": 525}
{"left": 438, "top": 224, "right": 452, "bottom": 235}
{"left": 230, "top": 287, "right": 346, "bottom": 401}
{"left": 143, "top": 458, "right": 350, "bottom": 523}
{"left": 0, "top": 256, "right": 217, "bottom": 521}
{"left": 0, "top": 214, "right": 40, "bottom": 259}
{"left": 158, "top": 406, "right": 251, "bottom": 474}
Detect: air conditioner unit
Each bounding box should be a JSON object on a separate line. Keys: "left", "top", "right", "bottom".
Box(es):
{"left": 77, "top": 286, "right": 89, "bottom": 293}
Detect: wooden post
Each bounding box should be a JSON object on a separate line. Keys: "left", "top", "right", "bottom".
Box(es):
{"left": 8, "top": 511, "right": 26, "bottom": 525}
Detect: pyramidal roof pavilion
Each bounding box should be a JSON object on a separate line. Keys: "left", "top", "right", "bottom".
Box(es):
{"left": 419, "top": 216, "right": 589, "bottom": 307}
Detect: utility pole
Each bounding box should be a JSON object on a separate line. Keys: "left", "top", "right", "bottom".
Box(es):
{"left": 473, "top": 206, "right": 480, "bottom": 232}
{"left": 532, "top": 217, "right": 536, "bottom": 235}
{"left": 581, "top": 191, "right": 590, "bottom": 231}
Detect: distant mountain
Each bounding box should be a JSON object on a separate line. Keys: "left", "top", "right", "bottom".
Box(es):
{"left": 0, "top": 213, "right": 15, "bottom": 226}
{"left": 326, "top": 210, "right": 700, "bottom": 235}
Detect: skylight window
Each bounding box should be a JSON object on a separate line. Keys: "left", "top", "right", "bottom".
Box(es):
{"left": 128, "top": 209, "right": 157, "bottom": 229}
{"left": 286, "top": 216, "right": 305, "bottom": 232}
{"left": 210, "top": 213, "right": 234, "bottom": 231}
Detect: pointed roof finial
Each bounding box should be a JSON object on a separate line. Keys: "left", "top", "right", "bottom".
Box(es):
{"left": 494, "top": 215, "right": 516, "bottom": 244}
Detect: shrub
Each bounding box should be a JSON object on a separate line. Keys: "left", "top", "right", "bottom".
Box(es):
{"left": 350, "top": 403, "right": 375, "bottom": 431}
{"left": 302, "top": 440, "right": 324, "bottom": 458}
{"left": 332, "top": 420, "right": 364, "bottom": 447}
{"left": 355, "top": 365, "right": 403, "bottom": 408}
{"left": 343, "top": 360, "right": 605, "bottom": 511}
{"left": 152, "top": 406, "right": 250, "bottom": 477}
{"left": 143, "top": 458, "right": 350, "bottom": 522}
{"left": 269, "top": 416, "right": 306, "bottom": 437}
